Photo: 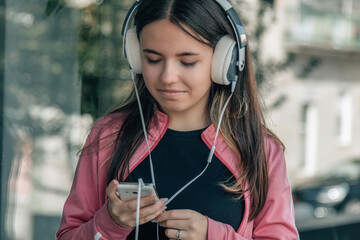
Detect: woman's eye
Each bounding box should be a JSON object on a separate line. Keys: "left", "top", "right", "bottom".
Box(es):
{"left": 147, "top": 58, "right": 161, "bottom": 64}
{"left": 182, "top": 61, "right": 196, "bottom": 67}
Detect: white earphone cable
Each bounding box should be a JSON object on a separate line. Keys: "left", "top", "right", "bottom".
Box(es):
{"left": 131, "top": 70, "right": 158, "bottom": 240}
{"left": 131, "top": 68, "right": 237, "bottom": 240}
{"left": 213, "top": 81, "right": 236, "bottom": 146}
{"left": 131, "top": 70, "right": 157, "bottom": 188}
{"left": 165, "top": 80, "right": 236, "bottom": 206}
{"left": 135, "top": 178, "right": 144, "bottom": 240}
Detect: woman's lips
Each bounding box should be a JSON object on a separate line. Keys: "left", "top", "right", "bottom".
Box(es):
{"left": 158, "top": 89, "right": 186, "bottom": 98}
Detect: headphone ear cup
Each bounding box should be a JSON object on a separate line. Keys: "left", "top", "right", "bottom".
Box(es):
{"left": 211, "top": 35, "right": 237, "bottom": 85}
{"left": 125, "top": 27, "right": 142, "bottom": 74}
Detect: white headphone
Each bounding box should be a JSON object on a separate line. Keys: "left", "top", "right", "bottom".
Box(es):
{"left": 122, "top": 0, "right": 247, "bottom": 86}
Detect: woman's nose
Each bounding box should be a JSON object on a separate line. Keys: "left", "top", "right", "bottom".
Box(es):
{"left": 160, "top": 60, "right": 178, "bottom": 84}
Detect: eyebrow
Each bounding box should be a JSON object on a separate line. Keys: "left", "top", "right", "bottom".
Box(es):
{"left": 142, "top": 49, "right": 199, "bottom": 57}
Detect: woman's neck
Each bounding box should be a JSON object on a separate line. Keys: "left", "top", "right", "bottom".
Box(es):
{"left": 166, "top": 111, "right": 210, "bottom": 131}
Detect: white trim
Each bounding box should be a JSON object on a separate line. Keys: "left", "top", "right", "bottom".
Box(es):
{"left": 94, "top": 232, "right": 102, "bottom": 240}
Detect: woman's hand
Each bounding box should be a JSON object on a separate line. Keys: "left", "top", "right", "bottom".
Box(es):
{"left": 106, "top": 179, "right": 167, "bottom": 229}
{"left": 154, "top": 209, "right": 208, "bottom": 240}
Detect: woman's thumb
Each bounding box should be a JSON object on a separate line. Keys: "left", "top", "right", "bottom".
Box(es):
{"left": 107, "top": 179, "right": 119, "bottom": 198}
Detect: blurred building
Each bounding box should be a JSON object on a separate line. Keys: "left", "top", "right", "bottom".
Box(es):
{"left": 264, "top": 0, "right": 360, "bottom": 184}
{"left": 1, "top": 0, "right": 360, "bottom": 239}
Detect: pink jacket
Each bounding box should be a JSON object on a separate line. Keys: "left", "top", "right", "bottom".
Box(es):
{"left": 56, "top": 111, "right": 299, "bottom": 240}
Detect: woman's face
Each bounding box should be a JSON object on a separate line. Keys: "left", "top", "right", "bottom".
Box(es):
{"left": 139, "top": 19, "right": 213, "bottom": 122}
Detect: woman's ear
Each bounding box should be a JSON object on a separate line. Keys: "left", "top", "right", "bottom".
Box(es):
{"left": 211, "top": 35, "right": 237, "bottom": 86}
{"left": 125, "top": 27, "right": 142, "bottom": 74}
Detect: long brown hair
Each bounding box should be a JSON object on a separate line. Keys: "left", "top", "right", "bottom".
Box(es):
{"left": 101, "top": 0, "right": 282, "bottom": 220}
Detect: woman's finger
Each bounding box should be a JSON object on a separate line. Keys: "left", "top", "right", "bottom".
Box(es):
{"left": 165, "top": 228, "right": 187, "bottom": 240}
{"left": 138, "top": 198, "right": 167, "bottom": 218}
{"left": 106, "top": 179, "right": 120, "bottom": 201}
{"left": 159, "top": 219, "right": 187, "bottom": 230}
{"left": 124, "top": 194, "right": 159, "bottom": 210}
{"left": 139, "top": 202, "right": 167, "bottom": 224}
{"left": 154, "top": 209, "right": 190, "bottom": 222}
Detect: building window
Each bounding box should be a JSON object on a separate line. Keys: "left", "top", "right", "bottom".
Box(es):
{"left": 336, "top": 91, "right": 352, "bottom": 146}
{"left": 300, "top": 103, "right": 318, "bottom": 176}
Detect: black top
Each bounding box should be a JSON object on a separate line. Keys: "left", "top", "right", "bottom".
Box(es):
{"left": 125, "top": 128, "right": 244, "bottom": 239}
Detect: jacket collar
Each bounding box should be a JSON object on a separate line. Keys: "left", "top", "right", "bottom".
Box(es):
{"left": 201, "top": 124, "right": 241, "bottom": 179}
{"left": 127, "top": 110, "right": 169, "bottom": 176}
{"left": 148, "top": 111, "right": 248, "bottom": 234}
{"left": 147, "top": 110, "right": 241, "bottom": 179}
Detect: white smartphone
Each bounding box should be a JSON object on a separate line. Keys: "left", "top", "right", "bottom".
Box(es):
{"left": 116, "top": 182, "right": 157, "bottom": 201}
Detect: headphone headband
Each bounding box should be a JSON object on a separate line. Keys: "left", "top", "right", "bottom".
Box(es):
{"left": 122, "top": 0, "right": 141, "bottom": 58}
{"left": 214, "top": 0, "right": 247, "bottom": 71}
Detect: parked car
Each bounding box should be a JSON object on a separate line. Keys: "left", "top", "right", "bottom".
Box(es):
{"left": 292, "top": 159, "right": 360, "bottom": 218}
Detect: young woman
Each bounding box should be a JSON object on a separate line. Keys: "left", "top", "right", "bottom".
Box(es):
{"left": 56, "top": 0, "right": 299, "bottom": 239}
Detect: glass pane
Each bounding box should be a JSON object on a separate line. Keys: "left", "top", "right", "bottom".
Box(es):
{"left": 1, "top": 0, "right": 133, "bottom": 239}
{"left": 3, "top": 1, "right": 86, "bottom": 239}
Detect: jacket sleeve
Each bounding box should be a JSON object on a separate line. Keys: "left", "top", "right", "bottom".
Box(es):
{"left": 206, "top": 217, "right": 251, "bottom": 240}
{"left": 206, "top": 139, "right": 299, "bottom": 240}
{"left": 56, "top": 119, "right": 133, "bottom": 240}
